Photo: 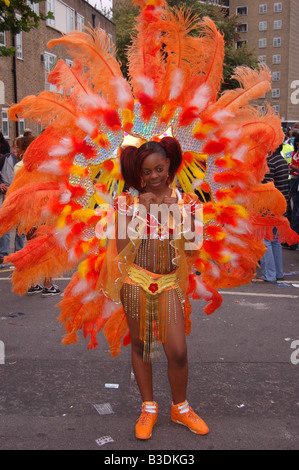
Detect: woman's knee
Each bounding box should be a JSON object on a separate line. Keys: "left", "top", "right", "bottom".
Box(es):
{"left": 167, "top": 344, "right": 188, "bottom": 368}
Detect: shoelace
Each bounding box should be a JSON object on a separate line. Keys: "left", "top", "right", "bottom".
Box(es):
{"left": 178, "top": 402, "right": 199, "bottom": 421}
{"left": 138, "top": 404, "right": 157, "bottom": 425}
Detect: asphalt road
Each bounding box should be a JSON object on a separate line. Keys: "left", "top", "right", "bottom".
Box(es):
{"left": 0, "top": 247, "right": 298, "bottom": 452}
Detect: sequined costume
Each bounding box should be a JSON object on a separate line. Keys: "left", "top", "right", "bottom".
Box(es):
{"left": 0, "top": 0, "right": 298, "bottom": 359}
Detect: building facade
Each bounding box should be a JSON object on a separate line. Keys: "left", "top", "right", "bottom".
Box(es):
{"left": 0, "top": 0, "right": 115, "bottom": 143}
{"left": 229, "top": 0, "right": 299, "bottom": 125}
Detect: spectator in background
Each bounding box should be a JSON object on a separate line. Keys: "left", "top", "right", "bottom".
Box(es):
{"left": 258, "top": 144, "right": 290, "bottom": 282}
{"left": 0, "top": 132, "right": 10, "bottom": 156}
{"left": 0, "top": 138, "right": 26, "bottom": 267}
{"left": 289, "top": 133, "right": 299, "bottom": 250}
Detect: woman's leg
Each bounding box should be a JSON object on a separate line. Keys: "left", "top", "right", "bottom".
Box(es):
{"left": 126, "top": 313, "right": 154, "bottom": 402}
{"left": 162, "top": 291, "right": 188, "bottom": 405}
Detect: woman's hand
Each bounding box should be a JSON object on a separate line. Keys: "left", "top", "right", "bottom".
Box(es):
{"left": 139, "top": 192, "right": 158, "bottom": 212}
{"left": 162, "top": 195, "right": 177, "bottom": 207}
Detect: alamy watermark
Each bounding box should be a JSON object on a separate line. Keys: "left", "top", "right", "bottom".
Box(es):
{"left": 290, "top": 80, "right": 299, "bottom": 105}
{"left": 290, "top": 340, "right": 299, "bottom": 365}
{"left": 0, "top": 341, "right": 4, "bottom": 365}
{"left": 94, "top": 198, "right": 203, "bottom": 250}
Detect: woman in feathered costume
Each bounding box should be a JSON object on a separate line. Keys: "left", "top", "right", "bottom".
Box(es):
{"left": 1, "top": 0, "right": 298, "bottom": 439}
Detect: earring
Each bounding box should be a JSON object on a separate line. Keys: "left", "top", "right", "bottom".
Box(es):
{"left": 141, "top": 178, "right": 146, "bottom": 188}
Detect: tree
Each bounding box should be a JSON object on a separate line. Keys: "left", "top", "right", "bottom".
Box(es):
{"left": 0, "top": 0, "right": 54, "bottom": 56}
{"left": 112, "top": 0, "right": 258, "bottom": 90}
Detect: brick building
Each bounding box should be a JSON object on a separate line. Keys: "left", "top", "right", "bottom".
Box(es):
{"left": 229, "top": 0, "right": 299, "bottom": 126}
{"left": 0, "top": 0, "right": 115, "bottom": 144}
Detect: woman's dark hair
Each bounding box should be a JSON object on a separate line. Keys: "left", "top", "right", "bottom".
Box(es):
{"left": 120, "top": 136, "right": 182, "bottom": 192}
{"left": 293, "top": 133, "right": 299, "bottom": 149}
{"left": 15, "top": 135, "right": 35, "bottom": 153}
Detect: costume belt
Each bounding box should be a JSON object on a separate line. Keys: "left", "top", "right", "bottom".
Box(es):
{"left": 127, "top": 266, "right": 177, "bottom": 295}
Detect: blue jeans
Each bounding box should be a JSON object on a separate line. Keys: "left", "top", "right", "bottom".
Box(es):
{"left": 260, "top": 228, "right": 283, "bottom": 281}
{"left": 0, "top": 230, "right": 25, "bottom": 258}
{"left": 290, "top": 177, "right": 299, "bottom": 248}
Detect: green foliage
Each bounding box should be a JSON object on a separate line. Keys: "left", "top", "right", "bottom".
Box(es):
{"left": 0, "top": 0, "right": 54, "bottom": 56}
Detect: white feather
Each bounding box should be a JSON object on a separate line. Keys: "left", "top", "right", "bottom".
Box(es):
{"left": 76, "top": 116, "right": 96, "bottom": 135}
{"left": 112, "top": 76, "right": 132, "bottom": 108}
{"left": 49, "top": 137, "right": 74, "bottom": 157}
{"left": 169, "top": 68, "right": 184, "bottom": 100}
{"left": 190, "top": 83, "right": 211, "bottom": 112}
{"left": 135, "top": 75, "right": 155, "bottom": 98}
{"left": 38, "top": 159, "right": 63, "bottom": 175}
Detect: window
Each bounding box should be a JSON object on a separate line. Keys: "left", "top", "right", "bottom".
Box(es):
{"left": 0, "top": 30, "right": 5, "bottom": 47}
{"left": 77, "top": 13, "right": 84, "bottom": 31}
{"left": 259, "top": 38, "right": 267, "bottom": 48}
{"left": 273, "top": 37, "right": 281, "bottom": 47}
{"left": 27, "top": 0, "right": 39, "bottom": 14}
{"left": 236, "top": 7, "right": 247, "bottom": 15}
{"left": 272, "top": 72, "right": 281, "bottom": 81}
{"left": 259, "top": 4, "right": 267, "bottom": 14}
{"left": 274, "top": 20, "right": 282, "bottom": 29}
{"left": 236, "top": 40, "right": 247, "bottom": 49}
{"left": 15, "top": 14, "right": 23, "bottom": 59}
{"left": 259, "top": 21, "right": 267, "bottom": 31}
{"left": 66, "top": 6, "right": 75, "bottom": 33}
{"left": 272, "top": 88, "right": 280, "bottom": 98}
{"left": 18, "top": 119, "right": 25, "bottom": 136}
{"left": 258, "top": 55, "right": 267, "bottom": 64}
{"left": 273, "top": 54, "right": 281, "bottom": 64}
{"left": 46, "top": 0, "right": 55, "bottom": 27}
{"left": 44, "top": 51, "right": 57, "bottom": 90}
{"left": 46, "top": 0, "right": 75, "bottom": 34}
{"left": 273, "top": 105, "right": 280, "bottom": 114}
{"left": 1, "top": 108, "right": 9, "bottom": 138}
{"left": 237, "top": 23, "right": 248, "bottom": 32}
{"left": 274, "top": 2, "right": 282, "bottom": 12}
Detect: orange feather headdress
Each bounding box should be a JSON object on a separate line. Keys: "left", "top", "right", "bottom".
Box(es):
{"left": 1, "top": 0, "right": 298, "bottom": 355}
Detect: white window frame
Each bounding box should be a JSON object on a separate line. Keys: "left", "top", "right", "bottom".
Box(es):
{"left": 259, "top": 4, "right": 267, "bottom": 14}
{"left": 258, "top": 55, "right": 267, "bottom": 64}
{"left": 77, "top": 13, "right": 84, "bottom": 32}
{"left": 18, "top": 118, "right": 25, "bottom": 136}
{"left": 273, "top": 54, "right": 281, "bottom": 64}
{"left": 46, "top": 0, "right": 55, "bottom": 27}
{"left": 273, "top": 105, "right": 280, "bottom": 115}
{"left": 274, "top": 2, "right": 282, "bottom": 13}
{"left": 273, "top": 37, "right": 282, "bottom": 47}
{"left": 259, "top": 21, "right": 267, "bottom": 31}
{"left": 0, "top": 30, "right": 5, "bottom": 47}
{"left": 236, "top": 6, "right": 248, "bottom": 15}
{"left": 15, "top": 14, "right": 23, "bottom": 60}
{"left": 44, "top": 51, "right": 57, "bottom": 90}
{"left": 1, "top": 108, "right": 9, "bottom": 139}
{"left": 27, "top": 0, "right": 39, "bottom": 14}
{"left": 66, "top": 6, "right": 75, "bottom": 33}
{"left": 259, "top": 38, "right": 267, "bottom": 48}
{"left": 274, "top": 20, "right": 282, "bottom": 30}
{"left": 272, "top": 88, "right": 280, "bottom": 98}
{"left": 272, "top": 72, "right": 281, "bottom": 81}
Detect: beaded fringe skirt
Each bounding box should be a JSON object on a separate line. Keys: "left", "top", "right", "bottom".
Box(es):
{"left": 122, "top": 265, "right": 184, "bottom": 362}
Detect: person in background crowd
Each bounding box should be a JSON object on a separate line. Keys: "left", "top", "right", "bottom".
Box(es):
{"left": 0, "top": 138, "right": 26, "bottom": 267}
{"left": 289, "top": 134, "right": 299, "bottom": 250}
{"left": 0, "top": 131, "right": 10, "bottom": 156}
{"left": 12, "top": 135, "right": 61, "bottom": 296}
{"left": 255, "top": 144, "right": 290, "bottom": 282}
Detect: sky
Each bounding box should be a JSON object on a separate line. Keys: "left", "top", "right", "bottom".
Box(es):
{"left": 90, "top": 0, "right": 113, "bottom": 11}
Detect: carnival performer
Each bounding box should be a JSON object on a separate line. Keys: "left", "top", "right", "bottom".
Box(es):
{"left": 117, "top": 137, "right": 208, "bottom": 438}
{"left": 0, "top": 0, "right": 298, "bottom": 441}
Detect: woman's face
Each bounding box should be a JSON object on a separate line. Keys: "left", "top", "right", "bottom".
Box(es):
{"left": 14, "top": 143, "right": 23, "bottom": 160}
{"left": 141, "top": 152, "right": 170, "bottom": 192}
